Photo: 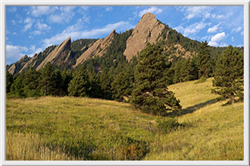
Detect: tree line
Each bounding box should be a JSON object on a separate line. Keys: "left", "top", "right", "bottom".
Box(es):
{"left": 6, "top": 39, "right": 244, "bottom": 117}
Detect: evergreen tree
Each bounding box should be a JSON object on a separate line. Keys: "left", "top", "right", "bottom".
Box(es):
{"left": 190, "top": 56, "right": 199, "bottom": 80}
{"left": 130, "top": 43, "right": 182, "bottom": 116}
{"left": 68, "top": 66, "right": 90, "bottom": 97}
{"left": 212, "top": 45, "right": 243, "bottom": 104}
{"left": 198, "top": 41, "right": 212, "bottom": 78}
{"left": 88, "top": 72, "right": 102, "bottom": 98}
{"left": 100, "top": 68, "right": 113, "bottom": 100}
{"left": 38, "top": 62, "right": 55, "bottom": 95}
{"left": 51, "top": 69, "right": 63, "bottom": 96}
{"left": 6, "top": 71, "right": 13, "bottom": 93}
{"left": 180, "top": 58, "right": 194, "bottom": 82}
{"left": 10, "top": 74, "right": 25, "bottom": 97}
{"left": 111, "top": 67, "right": 134, "bottom": 102}
{"left": 23, "top": 67, "right": 41, "bottom": 97}
{"left": 61, "top": 69, "right": 73, "bottom": 96}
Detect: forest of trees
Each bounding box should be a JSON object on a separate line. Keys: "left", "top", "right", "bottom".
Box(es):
{"left": 6, "top": 29, "right": 244, "bottom": 117}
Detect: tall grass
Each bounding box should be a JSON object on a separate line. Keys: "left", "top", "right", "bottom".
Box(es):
{"left": 6, "top": 78, "right": 244, "bottom": 160}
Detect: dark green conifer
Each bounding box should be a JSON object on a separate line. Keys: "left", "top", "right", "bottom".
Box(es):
{"left": 198, "top": 41, "right": 212, "bottom": 78}
{"left": 68, "top": 66, "right": 90, "bottom": 97}
{"left": 38, "top": 62, "right": 55, "bottom": 95}
{"left": 6, "top": 71, "right": 13, "bottom": 93}
{"left": 212, "top": 45, "right": 243, "bottom": 104}
{"left": 130, "top": 43, "right": 181, "bottom": 116}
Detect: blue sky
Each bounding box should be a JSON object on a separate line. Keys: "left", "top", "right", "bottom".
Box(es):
{"left": 6, "top": 6, "right": 244, "bottom": 65}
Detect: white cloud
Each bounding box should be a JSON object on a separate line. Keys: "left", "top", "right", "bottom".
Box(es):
{"left": 35, "top": 22, "right": 51, "bottom": 31}
{"left": 181, "top": 6, "right": 212, "bottom": 20}
{"left": 138, "top": 7, "right": 163, "bottom": 17}
{"left": 105, "top": 7, "right": 113, "bottom": 12}
{"left": 201, "top": 35, "right": 212, "bottom": 42}
{"left": 23, "top": 17, "right": 34, "bottom": 32}
{"left": 23, "top": 23, "right": 33, "bottom": 32}
{"left": 216, "top": 15, "right": 225, "bottom": 19}
{"left": 207, "top": 22, "right": 222, "bottom": 33}
{"left": 208, "top": 32, "right": 227, "bottom": 46}
{"left": 49, "top": 7, "right": 76, "bottom": 23}
{"left": 8, "top": 7, "right": 17, "bottom": 13}
{"left": 32, "top": 30, "right": 42, "bottom": 35}
{"left": 30, "top": 6, "right": 59, "bottom": 17}
{"left": 43, "top": 21, "right": 135, "bottom": 47}
{"left": 174, "top": 22, "right": 207, "bottom": 36}
{"left": 10, "top": 20, "right": 16, "bottom": 25}
{"left": 24, "top": 17, "right": 32, "bottom": 23}
{"left": 81, "top": 6, "right": 89, "bottom": 11}
{"left": 6, "top": 45, "right": 29, "bottom": 64}
{"left": 231, "top": 27, "right": 242, "bottom": 33}
{"left": 231, "top": 36, "right": 234, "bottom": 42}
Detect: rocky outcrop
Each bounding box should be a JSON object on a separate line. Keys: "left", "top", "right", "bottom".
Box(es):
{"left": 19, "top": 53, "right": 40, "bottom": 73}
{"left": 36, "top": 37, "right": 71, "bottom": 70}
{"left": 8, "top": 55, "right": 30, "bottom": 75}
{"left": 75, "top": 30, "right": 115, "bottom": 67}
{"left": 8, "top": 64, "right": 16, "bottom": 75}
{"left": 123, "top": 12, "right": 165, "bottom": 61}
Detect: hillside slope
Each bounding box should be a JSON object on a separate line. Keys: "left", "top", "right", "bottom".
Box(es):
{"left": 6, "top": 78, "right": 244, "bottom": 160}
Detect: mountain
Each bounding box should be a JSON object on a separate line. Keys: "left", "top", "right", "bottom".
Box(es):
{"left": 123, "top": 12, "right": 166, "bottom": 61}
{"left": 75, "top": 29, "right": 116, "bottom": 67}
{"left": 7, "top": 12, "right": 233, "bottom": 75}
{"left": 7, "top": 55, "right": 31, "bottom": 75}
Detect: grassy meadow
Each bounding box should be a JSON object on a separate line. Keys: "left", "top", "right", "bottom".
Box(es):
{"left": 6, "top": 78, "right": 244, "bottom": 160}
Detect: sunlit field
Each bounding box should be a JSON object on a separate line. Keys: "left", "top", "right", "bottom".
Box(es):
{"left": 6, "top": 78, "right": 244, "bottom": 160}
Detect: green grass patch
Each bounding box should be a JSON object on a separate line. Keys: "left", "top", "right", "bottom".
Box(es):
{"left": 6, "top": 78, "right": 244, "bottom": 160}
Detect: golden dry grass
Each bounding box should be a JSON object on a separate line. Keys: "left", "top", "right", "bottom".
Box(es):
{"left": 6, "top": 78, "right": 244, "bottom": 160}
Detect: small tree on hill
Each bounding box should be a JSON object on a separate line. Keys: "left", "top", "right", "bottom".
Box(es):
{"left": 68, "top": 66, "right": 90, "bottom": 97}
{"left": 198, "top": 41, "right": 212, "bottom": 78}
{"left": 130, "top": 43, "right": 182, "bottom": 116}
{"left": 212, "top": 45, "right": 243, "bottom": 104}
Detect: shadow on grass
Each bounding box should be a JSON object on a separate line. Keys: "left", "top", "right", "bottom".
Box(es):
{"left": 178, "top": 99, "right": 217, "bottom": 116}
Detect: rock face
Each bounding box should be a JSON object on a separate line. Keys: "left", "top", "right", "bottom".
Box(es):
{"left": 8, "top": 64, "right": 16, "bottom": 75}
{"left": 8, "top": 55, "right": 30, "bottom": 75}
{"left": 36, "top": 37, "right": 71, "bottom": 70}
{"left": 123, "top": 12, "right": 165, "bottom": 61}
{"left": 75, "top": 30, "right": 115, "bottom": 67}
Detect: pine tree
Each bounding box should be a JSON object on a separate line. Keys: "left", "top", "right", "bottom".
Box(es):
{"left": 100, "top": 68, "right": 113, "bottom": 100}
{"left": 88, "top": 72, "right": 102, "bottom": 98}
{"left": 111, "top": 67, "right": 134, "bottom": 102}
{"left": 38, "top": 62, "right": 55, "bottom": 95}
{"left": 10, "top": 73, "right": 25, "bottom": 97}
{"left": 23, "top": 67, "right": 40, "bottom": 97}
{"left": 61, "top": 69, "right": 73, "bottom": 96}
{"left": 212, "top": 45, "right": 243, "bottom": 104}
{"left": 198, "top": 41, "right": 212, "bottom": 78}
{"left": 6, "top": 71, "right": 13, "bottom": 93}
{"left": 68, "top": 66, "right": 90, "bottom": 97}
{"left": 51, "top": 69, "right": 63, "bottom": 96}
{"left": 130, "top": 43, "right": 181, "bottom": 116}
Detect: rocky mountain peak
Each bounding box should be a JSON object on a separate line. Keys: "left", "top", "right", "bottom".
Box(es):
{"left": 123, "top": 12, "right": 165, "bottom": 61}
{"left": 75, "top": 30, "right": 116, "bottom": 66}
{"left": 36, "top": 37, "right": 71, "bottom": 70}
{"left": 141, "top": 12, "right": 156, "bottom": 21}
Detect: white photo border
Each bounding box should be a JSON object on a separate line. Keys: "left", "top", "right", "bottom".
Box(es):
{"left": 1, "top": 0, "right": 249, "bottom": 166}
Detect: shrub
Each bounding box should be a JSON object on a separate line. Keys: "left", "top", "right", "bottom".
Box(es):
{"left": 156, "top": 117, "right": 180, "bottom": 134}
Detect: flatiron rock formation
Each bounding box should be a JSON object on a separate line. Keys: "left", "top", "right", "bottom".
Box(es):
{"left": 75, "top": 29, "right": 115, "bottom": 67}
{"left": 36, "top": 37, "right": 71, "bottom": 70}
{"left": 123, "top": 12, "right": 166, "bottom": 61}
